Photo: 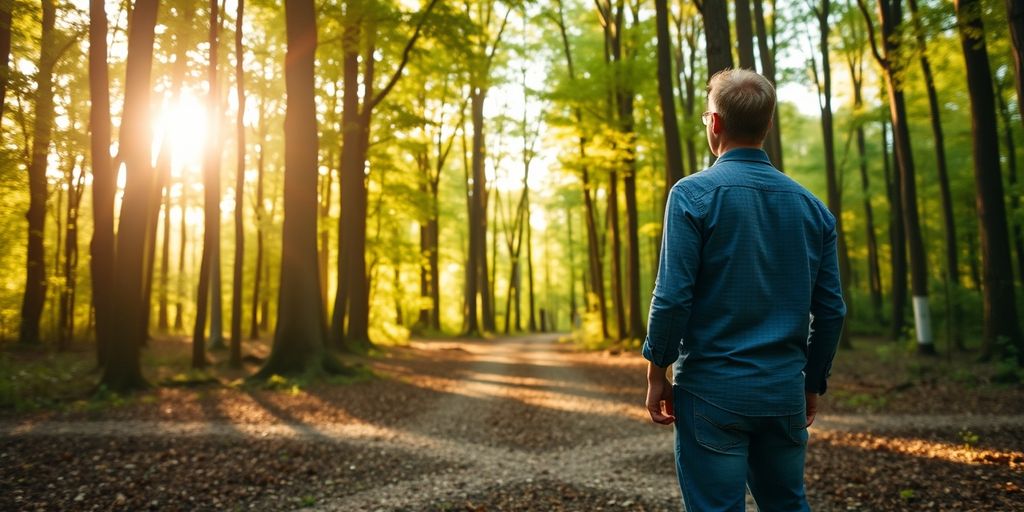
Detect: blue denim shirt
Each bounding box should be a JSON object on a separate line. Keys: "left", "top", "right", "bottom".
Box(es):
{"left": 642, "top": 148, "right": 846, "bottom": 416}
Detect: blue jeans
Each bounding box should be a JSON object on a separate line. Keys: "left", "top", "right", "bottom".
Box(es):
{"left": 674, "top": 387, "right": 810, "bottom": 512}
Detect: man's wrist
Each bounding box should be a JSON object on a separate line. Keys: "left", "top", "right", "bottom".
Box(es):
{"left": 647, "top": 362, "right": 671, "bottom": 382}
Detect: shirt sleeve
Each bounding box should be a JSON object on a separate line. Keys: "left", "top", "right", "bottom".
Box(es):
{"left": 642, "top": 183, "right": 704, "bottom": 368}
{"left": 804, "top": 213, "right": 847, "bottom": 394}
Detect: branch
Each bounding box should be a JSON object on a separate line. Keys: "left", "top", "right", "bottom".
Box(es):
{"left": 855, "top": 0, "right": 886, "bottom": 67}
{"left": 367, "top": 0, "right": 441, "bottom": 111}
{"left": 484, "top": 6, "right": 514, "bottom": 76}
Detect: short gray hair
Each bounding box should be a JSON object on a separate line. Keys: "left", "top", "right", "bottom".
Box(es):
{"left": 707, "top": 69, "right": 776, "bottom": 144}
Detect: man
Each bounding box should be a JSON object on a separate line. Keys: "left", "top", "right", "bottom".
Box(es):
{"left": 642, "top": 68, "right": 846, "bottom": 512}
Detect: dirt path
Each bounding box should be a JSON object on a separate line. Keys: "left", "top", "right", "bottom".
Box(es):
{"left": 3, "top": 335, "right": 1023, "bottom": 511}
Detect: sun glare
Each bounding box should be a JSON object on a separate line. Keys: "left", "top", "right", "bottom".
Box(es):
{"left": 152, "top": 91, "right": 209, "bottom": 173}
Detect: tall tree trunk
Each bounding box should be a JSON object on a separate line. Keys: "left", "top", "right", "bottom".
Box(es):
{"left": 753, "top": 0, "right": 782, "bottom": 169}
{"left": 881, "top": 115, "right": 907, "bottom": 339}
{"left": 861, "top": 0, "right": 933, "bottom": 351}
{"left": 996, "top": 88, "right": 1024, "bottom": 289}
{"left": 811, "top": 0, "right": 852, "bottom": 349}
{"left": 849, "top": 59, "right": 883, "bottom": 323}
{"left": 249, "top": 97, "right": 267, "bottom": 340}
{"left": 89, "top": 0, "right": 115, "bottom": 365}
{"left": 157, "top": 165, "right": 172, "bottom": 332}
{"left": 19, "top": 0, "right": 57, "bottom": 346}
{"left": 0, "top": 0, "right": 12, "bottom": 127}
{"left": 100, "top": 0, "right": 158, "bottom": 391}
{"left": 607, "top": 171, "right": 626, "bottom": 340}
{"left": 58, "top": 157, "right": 84, "bottom": 350}
{"left": 1006, "top": 0, "right": 1024, "bottom": 132}
{"left": 909, "top": 0, "right": 961, "bottom": 348}
{"left": 955, "top": 0, "right": 1024, "bottom": 363}
{"left": 699, "top": 0, "right": 734, "bottom": 166}
{"left": 673, "top": 12, "right": 700, "bottom": 176}
{"left": 193, "top": 0, "right": 221, "bottom": 367}
{"left": 229, "top": 0, "right": 245, "bottom": 367}
{"left": 554, "top": 0, "right": 608, "bottom": 339}
{"left": 174, "top": 169, "right": 188, "bottom": 331}
{"left": 655, "top": 0, "right": 684, "bottom": 194}
{"left": 735, "top": 0, "right": 757, "bottom": 70}
{"left": 256, "top": 0, "right": 342, "bottom": 377}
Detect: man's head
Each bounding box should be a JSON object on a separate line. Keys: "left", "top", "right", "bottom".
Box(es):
{"left": 704, "top": 69, "right": 776, "bottom": 155}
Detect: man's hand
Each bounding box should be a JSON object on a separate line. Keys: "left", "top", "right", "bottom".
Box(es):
{"left": 805, "top": 392, "right": 818, "bottom": 427}
{"left": 646, "top": 362, "right": 675, "bottom": 425}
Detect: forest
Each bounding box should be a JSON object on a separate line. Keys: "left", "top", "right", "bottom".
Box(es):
{"left": 0, "top": 0, "right": 1023, "bottom": 509}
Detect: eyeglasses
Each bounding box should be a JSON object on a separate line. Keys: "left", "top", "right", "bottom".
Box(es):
{"left": 701, "top": 111, "right": 715, "bottom": 126}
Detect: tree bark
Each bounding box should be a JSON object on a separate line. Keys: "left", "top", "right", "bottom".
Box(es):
{"left": 230, "top": 0, "right": 245, "bottom": 368}
{"left": 249, "top": 93, "right": 267, "bottom": 339}
{"left": 174, "top": 166, "right": 188, "bottom": 331}
{"left": 861, "top": 0, "right": 932, "bottom": 350}
{"left": 58, "top": 157, "right": 85, "bottom": 350}
{"left": 881, "top": 116, "right": 907, "bottom": 339}
{"left": 193, "top": 0, "right": 221, "bottom": 368}
{"left": 256, "top": 0, "right": 341, "bottom": 377}
{"left": 0, "top": 0, "right": 12, "bottom": 127}
{"left": 810, "top": 0, "right": 852, "bottom": 349}
{"left": 955, "top": 0, "right": 1024, "bottom": 363}
{"left": 20, "top": 0, "right": 58, "bottom": 346}
{"left": 752, "top": 0, "right": 782, "bottom": 169}
{"left": 996, "top": 87, "right": 1024, "bottom": 290}
{"left": 100, "top": 0, "right": 159, "bottom": 391}
{"left": 909, "top": 0, "right": 961, "bottom": 348}
{"left": 89, "top": 0, "right": 115, "bottom": 365}
{"left": 699, "top": 0, "right": 734, "bottom": 166}
{"left": 848, "top": 56, "right": 883, "bottom": 323}
{"left": 735, "top": 0, "right": 757, "bottom": 70}
{"left": 1006, "top": 0, "right": 1024, "bottom": 132}
{"left": 655, "top": 0, "right": 684, "bottom": 194}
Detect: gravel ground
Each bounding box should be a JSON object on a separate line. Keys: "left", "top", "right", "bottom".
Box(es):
{"left": 2, "top": 334, "right": 1022, "bottom": 511}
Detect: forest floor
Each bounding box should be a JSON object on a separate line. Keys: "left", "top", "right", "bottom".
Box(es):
{"left": 1, "top": 334, "right": 1023, "bottom": 511}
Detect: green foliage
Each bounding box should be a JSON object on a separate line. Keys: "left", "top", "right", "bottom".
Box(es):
{"left": 958, "top": 429, "right": 979, "bottom": 449}
{"left": 0, "top": 349, "right": 91, "bottom": 410}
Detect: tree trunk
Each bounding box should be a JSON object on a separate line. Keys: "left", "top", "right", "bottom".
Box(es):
{"left": 1006, "top": 0, "right": 1024, "bottom": 132}
{"left": 230, "top": 0, "right": 245, "bottom": 368}
{"left": 554, "top": 0, "right": 608, "bottom": 339}
{"left": 655, "top": 0, "right": 684, "bottom": 194}
{"left": 811, "top": 0, "right": 852, "bottom": 349}
{"left": 58, "top": 157, "right": 84, "bottom": 350}
{"left": 19, "top": 0, "right": 57, "bottom": 346}
{"left": 607, "top": 172, "right": 626, "bottom": 341}
{"left": 864, "top": 0, "right": 933, "bottom": 351}
{"left": 157, "top": 164, "right": 172, "bottom": 332}
{"left": 256, "top": 0, "right": 342, "bottom": 378}
{"left": 193, "top": 0, "right": 221, "bottom": 368}
{"left": 174, "top": 169, "right": 188, "bottom": 331}
{"left": 753, "top": 0, "right": 782, "bottom": 169}
{"left": 735, "top": 0, "right": 757, "bottom": 70}
{"left": 89, "top": 0, "right": 115, "bottom": 365}
{"left": 0, "top": 0, "right": 12, "bottom": 128}
{"left": 909, "top": 0, "right": 961, "bottom": 348}
{"left": 850, "top": 61, "right": 883, "bottom": 323}
{"left": 881, "top": 116, "right": 907, "bottom": 339}
{"left": 100, "top": 0, "right": 158, "bottom": 391}
{"left": 249, "top": 98, "right": 267, "bottom": 340}
{"left": 955, "top": 0, "right": 1024, "bottom": 363}
{"left": 996, "top": 88, "right": 1024, "bottom": 290}
{"left": 699, "top": 0, "right": 734, "bottom": 166}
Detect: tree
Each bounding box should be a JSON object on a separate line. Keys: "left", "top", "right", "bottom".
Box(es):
{"left": 89, "top": 0, "right": 114, "bottom": 366}
{"left": 838, "top": 5, "right": 883, "bottom": 323}
{"left": 230, "top": 0, "right": 246, "bottom": 368}
{"left": 995, "top": 82, "right": 1024, "bottom": 290}
{"left": 100, "top": 0, "right": 159, "bottom": 391}
{"left": 549, "top": 0, "right": 609, "bottom": 340}
{"left": 1005, "top": 0, "right": 1023, "bottom": 130}
{"left": 908, "top": 0, "right": 961, "bottom": 348}
{"left": 460, "top": 1, "right": 510, "bottom": 337}
{"left": 697, "top": 0, "right": 733, "bottom": 168}
{"left": 654, "top": 0, "right": 684, "bottom": 193}
{"left": 331, "top": 0, "right": 439, "bottom": 350}
{"left": 19, "top": 0, "right": 58, "bottom": 346}
{"left": 859, "top": 0, "right": 933, "bottom": 352}
{"left": 808, "top": 0, "right": 852, "bottom": 349}
{"left": 256, "top": 0, "right": 342, "bottom": 377}
{"left": 193, "top": 0, "right": 222, "bottom": 368}
{"left": 0, "top": 0, "right": 12, "bottom": 124}
{"left": 954, "top": 0, "right": 1023, "bottom": 363}
{"left": 753, "top": 0, "right": 783, "bottom": 169}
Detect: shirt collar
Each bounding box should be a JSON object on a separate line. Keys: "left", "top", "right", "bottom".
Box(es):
{"left": 713, "top": 147, "right": 772, "bottom": 166}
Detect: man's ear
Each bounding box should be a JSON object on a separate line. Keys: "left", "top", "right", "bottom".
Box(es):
{"left": 711, "top": 113, "right": 723, "bottom": 135}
